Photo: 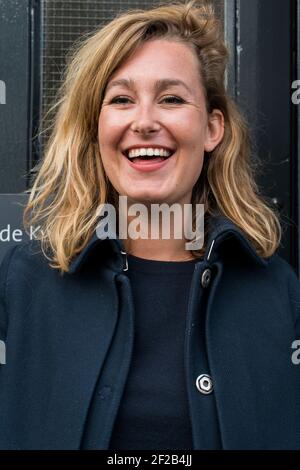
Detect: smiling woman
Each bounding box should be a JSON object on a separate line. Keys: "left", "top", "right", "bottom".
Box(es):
{"left": 21, "top": 0, "right": 280, "bottom": 270}
{"left": 0, "top": 0, "right": 300, "bottom": 452}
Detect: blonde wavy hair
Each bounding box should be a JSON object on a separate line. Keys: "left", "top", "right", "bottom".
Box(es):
{"left": 23, "top": 0, "right": 281, "bottom": 273}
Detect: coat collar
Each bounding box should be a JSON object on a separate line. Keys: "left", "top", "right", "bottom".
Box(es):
{"left": 68, "top": 213, "right": 270, "bottom": 274}
{"left": 204, "top": 214, "right": 270, "bottom": 267}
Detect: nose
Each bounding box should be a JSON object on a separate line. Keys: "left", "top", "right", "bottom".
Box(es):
{"left": 130, "top": 103, "right": 161, "bottom": 135}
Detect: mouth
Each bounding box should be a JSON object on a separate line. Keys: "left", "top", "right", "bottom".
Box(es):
{"left": 122, "top": 149, "right": 176, "bottom": 164}
{"left": 121, "top": 148, "right": 176, "bottom": 172}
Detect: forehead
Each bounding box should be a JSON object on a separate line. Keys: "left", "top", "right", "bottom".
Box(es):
{"left": 106, "top": 39, "right": 203, "bottom": 92}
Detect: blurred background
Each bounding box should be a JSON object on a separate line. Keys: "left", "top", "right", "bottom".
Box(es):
{"left": 0, "top": 0, "right": 299, "bottom": 274}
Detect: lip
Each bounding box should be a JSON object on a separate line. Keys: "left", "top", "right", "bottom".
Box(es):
{"left": 123, "top": 151, "right": 176, "bottom": 173}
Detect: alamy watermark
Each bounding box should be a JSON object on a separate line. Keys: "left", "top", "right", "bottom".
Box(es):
{"left": 0, "top": 80, "right": 6, "bottom": 105}
{"left": 291, "top": 80, "right": 300, "bottom": 105}
{"left": 96, "top": 196, "right": 204, "bottom": 250}
{"left": 0, "top": 340, "right": 6, "bottom": 365}
{"left": 291, "top": 339, "right": 300, "bottom": 365}
{"left": 0, "top": 197, "right": 205, "bottom": 249}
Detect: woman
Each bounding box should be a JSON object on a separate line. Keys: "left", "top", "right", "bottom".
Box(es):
{"left": 0, "top": 0, "right": 300, "bottom": 450}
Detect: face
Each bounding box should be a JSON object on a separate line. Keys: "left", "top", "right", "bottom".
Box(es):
{"left": 98, "top": 39, "right": 224, "bottom": 207}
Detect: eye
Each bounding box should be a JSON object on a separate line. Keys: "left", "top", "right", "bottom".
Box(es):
{"left": 161, "top": 95, "right": 185, "bottom": 104}
{"left": 109, "top": 96, "right": 132, "bottom": 104}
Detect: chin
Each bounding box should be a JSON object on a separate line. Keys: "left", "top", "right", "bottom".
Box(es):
{"left": 133, "top": 194, "right": 169, "bottom": 205}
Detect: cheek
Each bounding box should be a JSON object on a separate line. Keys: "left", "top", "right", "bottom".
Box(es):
{"left": 171, "top": 112, "right": 205, "bottom": 143}
{"left": 98, "top": 116, "right": 120, "bottom": 156}
{"left": 182, "top": 143, "right": 205, "bottom": 180}
{"left": 99, "top": 110, "right": 125, "bottom": 134}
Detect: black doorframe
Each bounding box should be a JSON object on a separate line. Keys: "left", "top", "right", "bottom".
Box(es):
{"left": 224, "top": 0, "right": 299, "bottom": 274}
{"left": 28, "top": 0, "right": 43, "bottom": 186}
{"left": 224, "top": 0, "right": 236, "bottom": 96}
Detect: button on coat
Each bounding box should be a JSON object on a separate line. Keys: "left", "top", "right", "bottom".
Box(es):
{"left": 201, "top": 268, "right": 212, "bottom": 288}
{"left": 196, "top": 374, "right": 213, "bottom": 394}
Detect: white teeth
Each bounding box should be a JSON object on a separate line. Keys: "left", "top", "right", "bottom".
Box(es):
{"left": 127, "top": 148, "right": 172, "bottom": 159}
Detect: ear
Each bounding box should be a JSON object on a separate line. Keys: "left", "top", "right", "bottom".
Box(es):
{"left": 204, "top": 109, "right": 225, "bottom": 152}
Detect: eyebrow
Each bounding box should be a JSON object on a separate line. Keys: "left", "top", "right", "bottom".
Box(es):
{"left": 105, "top": 78, "right": 193, "bottom": 95}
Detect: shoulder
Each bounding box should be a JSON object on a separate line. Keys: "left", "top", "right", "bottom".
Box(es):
{"left": 0, "top": 239, "right": 54, "bottom": 282}
{"left": 1, "top": 240, "right": 45, "bottom": 269}
{"left": 267, "top": 253, "right": 300, "bottom": 291}
{"left": 266, "top": 253, "right": 300, "bottom": 331}
{"left": 0, "top": 239, "right": 65, "bottom": 305}
{"left": 220, "top": 249, "right": 300, "bottom": 332}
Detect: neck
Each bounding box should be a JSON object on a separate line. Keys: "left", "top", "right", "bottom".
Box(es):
{"left": 122, "top": 237, "right": 196, "bottom": 261}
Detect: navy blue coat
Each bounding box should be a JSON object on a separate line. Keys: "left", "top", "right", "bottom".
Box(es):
{"left": 0, "top": 215, "right": 300, "bottom": 449}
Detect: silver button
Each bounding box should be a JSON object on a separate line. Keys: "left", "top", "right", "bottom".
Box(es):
{"left": 201, "top": 268, "right": 211, "bottom": 288}
{"left": 196, "top": 374, "right": 213, "bottom": 394}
